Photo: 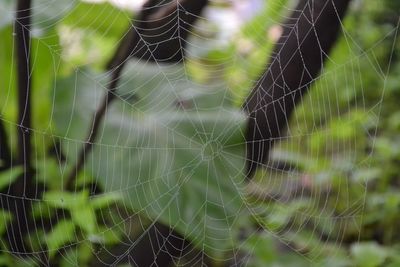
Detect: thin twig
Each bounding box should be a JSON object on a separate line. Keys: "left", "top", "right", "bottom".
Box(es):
{"left": 65, "top": 1, "right": 159, "bottom": 190}
{"left": 65, "top": 68, "right": 122, "bottom": 190}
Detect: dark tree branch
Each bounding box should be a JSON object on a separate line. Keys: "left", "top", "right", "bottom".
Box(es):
{"left": 15, "top": 0, "right": 33, "bottom": 180}
{"left": 66, "top": 1, "right": 210, "bottom": 266}
{"left": 244, "top": 0, "right": 352, "bottom": 178}
{"left": 65, "top": 68, "right": 122, "bottom": 190}
{"left": 66, "top": 0, "right": 209, "bottom": 190}
{"left": 107, "top": 0, "right": 209, "bottom": 69}
{"left": 2, "top": 0, "right": 36, "bottom": 256}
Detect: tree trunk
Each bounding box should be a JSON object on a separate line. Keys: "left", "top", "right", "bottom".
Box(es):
{"left": 244, "top": 0, "right": 352, "bottom": 178}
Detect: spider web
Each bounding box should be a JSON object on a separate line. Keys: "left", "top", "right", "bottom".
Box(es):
{"left": 0, "top": 0, "right": 398, "bottom": 266}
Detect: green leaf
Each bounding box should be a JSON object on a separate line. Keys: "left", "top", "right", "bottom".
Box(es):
{"left": 90, "top": 192, "right": 122, "bottom": 210}
{"left": 34, "top": 159, "right": 66, "bottom": 190}
{"left": 59, "top": 242, "right": 93, "bottom": 267}
{"left": 351, "top": 242, "right": 388, "bottom": 267}
{"left": 243, "top": 233, "right": 277, "bottom": 264}
{"left": 61, "top": 2, "right": 130, "bottom": 38}
{"left": 31, "top": 31, "right": 61, "bottom": 132}
{"left": 45, "top": 220, "right": 76, "bottom": 259}
{"left": 43, "top": 190, "right": 88, "bottom": 210}
{"left": 0, "top": 210, "right": 13, "bottom": 235}
{"left": 53, "top": 61, "right": 247, "bottom": 257}
{"left": 0, "top": 254, "right": 38, "bottom": 267}
{"left": 0, "top": 166, "right": 23, "bottom": 190}
{"left": 43, "top": 189, "right": 100, "bottom": 236}
{"left": 32, "top": 0, "right": 76, "bottom": 36}
{"left": 71, "top": 205, "right": 96, "bottom": 235}
{"left": 0, "top": 26, "right": 17, "bottom": 125}
{"left": 91, "top": 226, "right": 122, "bottom": 245}
{"left": 31, "top": 201, "right": 55, "bottom": 220}
{"left": 56, "top": 2, "right": 131, "bottom": 69}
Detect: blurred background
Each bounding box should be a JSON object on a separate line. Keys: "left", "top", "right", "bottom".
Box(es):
{"left": 1, "top": 0, "right": 400, "bottom": 266}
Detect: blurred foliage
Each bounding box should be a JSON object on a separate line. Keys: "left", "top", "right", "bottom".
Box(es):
{"left": 238, "top": 0, "right": 400, "bottom": 266}
{"left": 0, "top": 0, "right": 399, "bottom": 266}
